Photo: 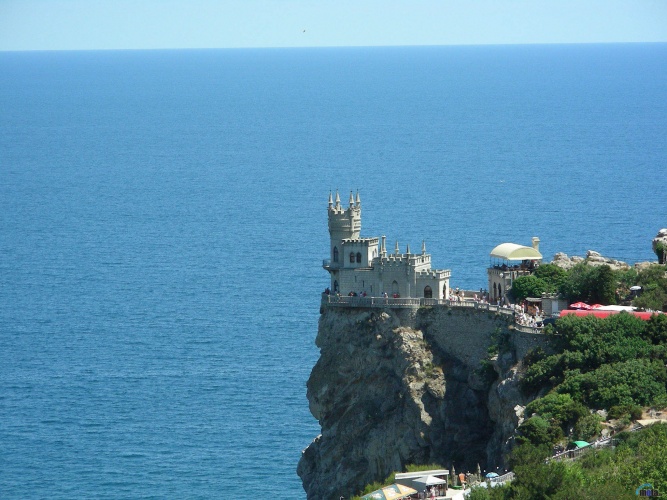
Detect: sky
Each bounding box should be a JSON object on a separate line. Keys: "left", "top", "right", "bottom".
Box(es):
{"left": 1, "top": 0, "right": 666, "bottom": 51}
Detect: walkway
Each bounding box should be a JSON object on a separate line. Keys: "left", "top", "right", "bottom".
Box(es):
{"left": 321, "top": 294, "right": 546, "bottom": 333}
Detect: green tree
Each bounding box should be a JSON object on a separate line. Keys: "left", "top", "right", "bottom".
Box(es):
{"left": 516, "top": 416, "right": 563, "bottom": 446}
{"left": 631, "top": 265, "right": 667, "bottom": 311}
{"left": 534, "top": 263, "right": 567, "bottom": 290}
{"left": 588, "top": 265, "right": 617, "bottom": 305}
{"left": 655, "top": 241, "right": 666, "bottom": 264}
{"left": 559, "top": 262, "right": 595, "bottom": 303}
{"left": 573, "top": 413, "right": 602, "bottom": 441}
{"left": 510, "top": 275, "right": 550, "bottom": 302}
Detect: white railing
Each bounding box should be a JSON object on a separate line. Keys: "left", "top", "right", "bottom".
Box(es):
{"left": 489, "top": 471, "right": 515, "bottom": 484}
{"left": 547, "top": 438, "right": 619, "bottom": 463}
{"left": 513, "top": 324, "right": 546, "bottom": 334}
{"left": 320, "top": 294, "right": 516, "bottom": 317}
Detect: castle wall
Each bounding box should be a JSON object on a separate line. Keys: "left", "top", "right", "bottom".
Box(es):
{"left": 326, "top": 192, "right": 450, "bottom": 299}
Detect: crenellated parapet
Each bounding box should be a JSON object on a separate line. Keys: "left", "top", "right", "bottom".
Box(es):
{"left": 324, "top": 192, "right": 451, "bottom": 299}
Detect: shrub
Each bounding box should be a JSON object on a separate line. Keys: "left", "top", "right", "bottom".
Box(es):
{"left": 511, "top": 275, "right": 550, "bottom": 302}
{"left": 573, "top": 413, "right": 603, "bottom": 441}
{"left": 517, "top": 415, "right": 564, "bottom": 446}
{"left": 525, "top": 393, "right": 588, "bottom": 428}
{"left": 608, "top": 404, "right": 643, "bottom": 421}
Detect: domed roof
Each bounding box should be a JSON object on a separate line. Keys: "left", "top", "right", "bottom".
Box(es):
{"left": 490, "top": 243, "right": 542, "bottom": 261}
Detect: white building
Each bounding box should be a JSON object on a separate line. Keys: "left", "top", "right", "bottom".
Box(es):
{"left": 323, "top": 191, "right": 451, "bottom": 299}
{"left": 487, "top": 239, "right": 542, "bottom": 303}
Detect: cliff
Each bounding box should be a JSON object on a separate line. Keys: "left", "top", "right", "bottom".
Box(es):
{"left": 298, "top": 305, "right": 554, "bottom": 499}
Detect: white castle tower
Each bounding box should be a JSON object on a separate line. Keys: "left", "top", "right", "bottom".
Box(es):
{"left": 324, "top": 191, "right": 450, "bottom": 298}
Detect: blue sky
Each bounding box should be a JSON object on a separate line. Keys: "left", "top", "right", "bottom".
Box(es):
{"left": 1, "top": 0, "right": 666, "bottom": 51}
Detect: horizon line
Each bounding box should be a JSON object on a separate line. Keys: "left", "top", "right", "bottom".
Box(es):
{"left": 2, "top": 40, "right": 666, "bottom": 54}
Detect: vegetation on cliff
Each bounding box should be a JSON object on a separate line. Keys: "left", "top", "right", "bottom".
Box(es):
{"left": 518, "top": 313, "right": 667, "bottom": 446}
{"left": 510, "top": 263, "right": 667, "bottom": 311}
{"left": 468, "top": 424, "right": 667, "bottom": 499}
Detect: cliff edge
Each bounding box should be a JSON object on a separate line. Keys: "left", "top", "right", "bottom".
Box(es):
{"left": 298, "top": 305, "right": 552, "bottom": 499}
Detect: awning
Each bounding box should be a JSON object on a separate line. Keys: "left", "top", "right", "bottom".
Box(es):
{"left": 361, "top": 483, "right": 418, "bottom": 500}
{"left": 490, "top": 243, "right": 542, "bottom": 261}
{"left": 413, "top": 475, "right": 447, "bottom": 486}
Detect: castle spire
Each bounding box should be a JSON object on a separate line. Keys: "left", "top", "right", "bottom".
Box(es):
{"left": 395, "top": 241, "right": 400, "bottom": 255}
{"left": 349, "top": 191, "right": 354, "bottom": 208}
{"left": 335, "top": 190, "right": 341, "bottom": 209}
{"left": 422, "top": 240, "right": 426, "bottom": 255}
{"left": 406, "top": 243, "right": 411, "bottom": 255}
{"left": 328, "top": 191, "right": 333, "bottom": 209}
{"left": 356, "top": 190, "right": 361, "bottom": 207}
{"left": 381, "top": 235, "right": 387, "bottom": 257}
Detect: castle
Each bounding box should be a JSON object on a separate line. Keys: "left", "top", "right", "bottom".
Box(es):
{"left": 323, "top": 191, "right": 451, "bottom": 299}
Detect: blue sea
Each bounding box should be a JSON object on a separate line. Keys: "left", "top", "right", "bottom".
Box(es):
{"left": 1, "top": 44, "right": 666, "bottom": 498}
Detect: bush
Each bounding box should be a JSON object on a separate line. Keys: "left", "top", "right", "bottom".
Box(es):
{"left": 517, "top": 416, "right": 564, "bottom": 446}
{"left": 608, "top": 404, "right": 643, "bottom": 421}
{"left": 525, "top": 393, "right": 588, "bottom": 427}
{"left": 511, "top": 275, "right": 550, "bottom": 302}
{"left": 573, "top": 413, "right": 603, "bottom": 441}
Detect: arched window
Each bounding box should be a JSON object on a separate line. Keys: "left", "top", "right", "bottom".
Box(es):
{"left": 349, "top": 252, "right": 355, "bottom": 263}
{"left": 356, "top": 252, "right": 362, "bottom": 263}
{"left": 424, "top": 286, "right": 432, "bottom": 298}
{"left": 333, "top": 246, "right": 339, "bottom": 262}
{"left": 333, "top": 280, "right": 339, "bottom": 292}
{"left": 392, "top": 280, "right": 399, "bottom": 294}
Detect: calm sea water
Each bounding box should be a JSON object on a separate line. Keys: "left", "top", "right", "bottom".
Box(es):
{"left": 1, "top": 44, "right": 666, "bottom": 498}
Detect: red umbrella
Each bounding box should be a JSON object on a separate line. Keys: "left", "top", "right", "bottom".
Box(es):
{"left": 570, "top": 302, "right": 591, "bottom": 309}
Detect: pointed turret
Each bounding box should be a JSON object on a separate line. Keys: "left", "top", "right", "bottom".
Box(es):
{"left": 422, "top": 240, "right": 426, "bottom": 255}
{"left": 395, "top": 241, "right": 400, "bottom": 255}
{"left": 349, "top": 191, "right": 355, "bottom": 208}
{"left": 356, "top": 190, "right": 361, "bottom": 207}
{"left": 335, "top": 190, "right": 341, "bottom": 209}
{"left": 406, "top": 243, "right": 411, "bottom": 255}
{"left": 381, "top": 235, "right": 387, "bottom": 257}
{"left": 328, "top": 191, "right": 333, "bottom": 209}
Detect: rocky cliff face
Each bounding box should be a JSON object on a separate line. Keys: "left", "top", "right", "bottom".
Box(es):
{"left": 653, "top": 229, "right": 667, "bottom": 264}
{"left": 298, "top": 306, "right": 551, "bottom": 499}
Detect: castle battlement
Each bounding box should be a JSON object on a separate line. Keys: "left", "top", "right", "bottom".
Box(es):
{"left": 324, "top": 192, "right": 451, "bottom": 299}
{"left": 341, "top": 237, "right": 379, "bottom": 245}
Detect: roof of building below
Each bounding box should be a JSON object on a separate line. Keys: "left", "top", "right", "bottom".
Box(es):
{"left": 490, "top": 243, "right": 542, "bottom": 261}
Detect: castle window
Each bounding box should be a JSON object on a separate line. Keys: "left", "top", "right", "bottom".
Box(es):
{"left": 356, "top": 252, "right": 362, "bottom": 263}
{"left": 333, "top": 280, "right": 339, "bottom": 292}
{"left": 333, "top": 246, "right": 339, "bottom": 262}
{"left": 424, "top": 286, "right": 432, "bottom": 298}
{"left": 392, "top": 280, "right": 399, "bottom": 294}
{"left": 349, "top": 252, "right": 355, "bottom": 263}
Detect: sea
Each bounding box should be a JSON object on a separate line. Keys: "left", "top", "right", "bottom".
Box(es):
{"left": 1, "top": 44, "right": 666, "bottom": 498}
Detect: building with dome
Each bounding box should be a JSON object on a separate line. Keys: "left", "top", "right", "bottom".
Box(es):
{"left": 487, "top": 238, "right": 542, "bottom": 303}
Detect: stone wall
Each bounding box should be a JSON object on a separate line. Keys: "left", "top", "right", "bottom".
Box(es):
{"left": 299, "top": 304, "right": 556, "bottom": 499}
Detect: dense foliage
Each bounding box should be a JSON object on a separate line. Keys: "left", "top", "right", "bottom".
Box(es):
{"left": 519, "top": 313, "right": 667, "bottom": 447}
{"left": 467, "top": 424, "right": 667, "bottom": 499}
{"left": 510, "top": 262, "right": 667, "bottom": 311}
{"left": 510, "top": 264, "right": 565, "bottom": 302}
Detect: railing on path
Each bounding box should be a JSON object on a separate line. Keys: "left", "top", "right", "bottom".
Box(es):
{"left": 489, "top": 471, "right": 515, "bottom": 484}
{"left": 547, "top": 437, "right": 619, "bottom": 463}
{"left": 321, "top": 294, "right": 516, "bottom": 317}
